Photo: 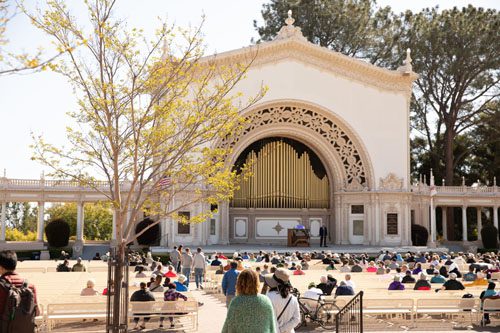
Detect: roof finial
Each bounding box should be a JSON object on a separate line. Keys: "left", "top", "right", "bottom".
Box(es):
{"left": 276, "top": 9, "right": 306, "bottom": 41}
{"left": 286, "top": 10, "right": 295, "bottom": 26}
{"left": 398, "top": 48, "right": 413, "bottom": 74}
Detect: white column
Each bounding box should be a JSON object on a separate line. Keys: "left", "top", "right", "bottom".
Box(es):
{"left": 37, "top": 202, "right": 45, "bottom": 242}
{"left": 0, "top": 202, "right": 6, "bottom": 242}
{"left": 76, "top": 202, "right": 85, "bottom": 242}
{"left": 462, "top": 206, "right": 468, "bottom": 241}
{"left": 374, "top": 196, "right": 380, "bottom": 245}
{"left": 430, "top": 198, "right": 436, "bottom": 244}
{"left": 477, "top": 207, "right": 482, "bottom": 240}
{"left": 494, "top": 206, "right": 499, "bottom": 230}
{"left": 442, "top": 208, "right": 447, "bottom": 240}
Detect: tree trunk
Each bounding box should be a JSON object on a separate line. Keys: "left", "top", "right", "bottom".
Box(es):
{"left": 112, "top": 245, "right": 124, "bottom": 333}
{"left": 442, "top": 125, "right": 456, "bottom": 241}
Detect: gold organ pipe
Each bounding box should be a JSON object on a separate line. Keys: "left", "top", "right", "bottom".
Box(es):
{"left": 231, "top": 140, "right": 330, "bottom": 209}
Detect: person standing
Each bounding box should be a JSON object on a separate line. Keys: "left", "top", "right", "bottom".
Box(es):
{"left": 181, "top": 248, "right": 193, "bottom": 288}
{"left": 192, "top": 247, "right": 206, "bottom": 290}
{"left": 222, "top": 269, "right": 276, "bottom": 333}
{"left": 170, "top": 246, "right": 180, "bottom": 273}
{"left": 176, "top": 245, "right": 183, "bottom": 272}
{"left": 0, "top": 250, "right": 39, "bottom": 332}
{"left": 319, "top": 224, "right": 328, "bottom": 247}
{"left": 264, "top": 268, "right": 301, "bottom": 333}
{"left": 222, "top": 262, "right": 239, "bottom": 307}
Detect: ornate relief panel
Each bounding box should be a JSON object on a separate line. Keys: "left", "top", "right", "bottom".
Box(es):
{"left": 225, "top": 105, "right": 368, "bottom": 186}
{"left": 234, "top": 217, "right": 248, "bottom": 239}
{"left": 309, "top": 218, "right": 321, "bottom": 238}
{"left": 379, "top": 173, "right": 404, "bottom": 191}
{"left": 255, "top": 218, "right": 301, "bottom": 238}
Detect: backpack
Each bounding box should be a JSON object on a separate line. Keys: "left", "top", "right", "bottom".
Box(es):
{"left": 0, "top": 277, "right": 37, "bottom": 333}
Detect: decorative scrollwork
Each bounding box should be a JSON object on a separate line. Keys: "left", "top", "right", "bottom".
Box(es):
{"left": 379, "top": 173, "right": 404, "bottom": 191}
{"left": 226, "top": 105, "right": 367, "bottom": 186}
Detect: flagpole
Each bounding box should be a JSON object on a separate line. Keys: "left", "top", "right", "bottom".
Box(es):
{"left": 429, "top": 169, "right": 437, "bottom": 247}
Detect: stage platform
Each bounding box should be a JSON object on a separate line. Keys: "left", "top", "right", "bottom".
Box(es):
{"left": 151, "top": 244, "right": 461, "bottom": 256}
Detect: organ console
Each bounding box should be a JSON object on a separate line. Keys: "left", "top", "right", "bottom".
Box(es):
{"left": 287, "top": 228, "right": 311, "bottom": 247}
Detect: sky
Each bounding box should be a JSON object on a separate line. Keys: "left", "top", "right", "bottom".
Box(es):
{"left": 1, "top": 0, "right": 499, "bottom": 179}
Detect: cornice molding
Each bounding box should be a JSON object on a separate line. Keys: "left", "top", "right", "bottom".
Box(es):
{"left": 200, "top": 38, "right": 418, "bottom": 95}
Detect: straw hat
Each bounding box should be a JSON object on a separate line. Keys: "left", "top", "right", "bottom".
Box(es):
{"left": 263, "top": 268, "right": 290, "bottom": 288}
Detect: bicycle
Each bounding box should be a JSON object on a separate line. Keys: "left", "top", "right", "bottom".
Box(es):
{"left": 292, "top": 288, "right": 340, "bottom": 330}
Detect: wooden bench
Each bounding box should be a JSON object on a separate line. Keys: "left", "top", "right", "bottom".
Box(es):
{"left": 363, "top": 298, "right": 414, "bottom": 323}
{"left": 46, "top": 302, "right": 107, "bottom": 331}
{"left": 415, "top": 298, "right": 478, "bottom": 325}
{"left": 129, "top": 300, "right": 198, "bottom": 331}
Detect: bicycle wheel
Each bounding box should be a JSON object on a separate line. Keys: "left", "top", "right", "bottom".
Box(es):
{"left": 317, "top": 303, "right": 337, "bottom": 330}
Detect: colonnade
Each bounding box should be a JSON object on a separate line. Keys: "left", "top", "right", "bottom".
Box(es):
{"left": 429, "top": 204, "right": 499, "bottom": 242}
{"left": 0, "top": 201, "right": 118, "bottom": 244}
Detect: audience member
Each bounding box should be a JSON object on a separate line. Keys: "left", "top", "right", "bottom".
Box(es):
{"left": 174, "top": 275, "right": 188, "bottom": 292}
{"left": 263, "top": 268, "right": 301, "bottom": 332}
{"left": 336, "top": 281, "right": 355, "bottom": 296}
{"left": 439, "top": 273, "right": 465, "bottom": 291}
{"left": 181, "top": 248, "right": 193, "bottom": 288}
{"left": 149, "top": 275, "right": 164, "bottom": 292}
{"left": 430, "top": 270, "right": 446, "bottom": 284}
{"left": 402, "top": 270, "right": 416, "bottom": 283}
{"left": 160, "top": 283, "right": 188, "bottom": 329}
{"left": 222, "top": 269, "right": 276, "bottom": 333}
{"left": 72, "top": 257, "right": 87, "bottom": 272}
{"left": 211, "top": 256, "right": 222, "bottom": 267}
{"left": 480, "top": 282, "right": 498, "bottom": 326}
{"left": 222, "top": 262, "right": 239, "bottom": 307}
{"left": 193, "top": 247, "right": 207, "bottom": 290}
{"left": 414, "top": 273, "right": 431, "bottom": 290}
{"left": 130, "top": 282, "right": 155, "bottom": 330}
{"left": 0, "top": 250, "right": 39, "bottom": 321}
{"left": 388, "top": 275, "right": 405, "bottom": 290}
{"left": 317, "top": 276, "right": 335, "bottom": 295}
{"left": 80, "top": 279, "right": 99, "bottom": 296}
{"left": 164, "top": 265, "right": 177, "bottom": 278}
{"left": 56, "top": 259, "right": 70, "bottom": 272}
{"left": 463, "top": 266, "right": 477, "bottom": 282}
{"left": 293, "top": 264, "right": 305, "bottom": 275}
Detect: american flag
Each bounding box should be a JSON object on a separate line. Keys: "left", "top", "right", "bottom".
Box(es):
{"left": 430, "top": 185, "right": 437, "bottom": 196}
{"left": 158, "top": 176, "right": 172, "bottom": 189}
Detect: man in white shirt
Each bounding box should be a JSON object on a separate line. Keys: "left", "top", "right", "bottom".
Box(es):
{"left": 192, "top": 247, "right": 206, "bottom": 290}
{"left": 302, "top": 283, "right": 324, "bottom": 312}
{"left": 344, "top": 274, "right": 356, "bottom": 292}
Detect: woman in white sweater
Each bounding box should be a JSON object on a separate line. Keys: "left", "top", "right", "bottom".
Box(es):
{"left": 263, "top": 268, "right": 301, "bottom": 333}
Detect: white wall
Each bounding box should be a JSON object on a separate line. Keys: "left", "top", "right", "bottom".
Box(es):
{"left": 232, "top": 59, "right": 410, "bottom": 188}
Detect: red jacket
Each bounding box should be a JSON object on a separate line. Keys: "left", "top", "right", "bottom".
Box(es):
{"left": 0, "top": 272, "right": 39, "bottom": 315}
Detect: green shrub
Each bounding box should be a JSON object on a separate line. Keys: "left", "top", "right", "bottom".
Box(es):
{"left": 45, "top": 218, "right": 70, "bottom": 247}
{"left": 5, "top": 229, "right": 37, "bottom": 241}
{"left": 135, "top": 218, "right": 160, "bottom": 245}
{"left": 481, "top": 223, "right": 499, "bottom": 249}
{"left": 411, "top": 224, "right": 429, "bottom": 246}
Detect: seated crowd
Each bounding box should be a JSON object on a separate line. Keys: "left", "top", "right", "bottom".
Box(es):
{"left": 6, "top": 247, "right": 500, "bottom": 331}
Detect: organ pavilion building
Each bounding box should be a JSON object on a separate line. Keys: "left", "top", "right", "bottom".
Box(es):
{"left": 163, "top": 13, "right": 419, "bottom": 248}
